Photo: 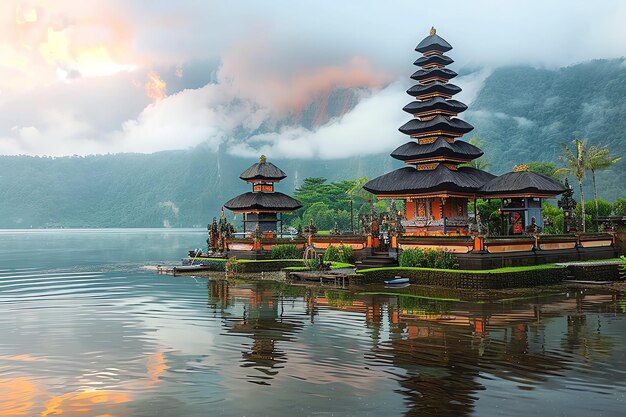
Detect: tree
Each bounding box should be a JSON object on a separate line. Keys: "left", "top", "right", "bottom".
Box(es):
{"left": 587, "top": 146, "right": 622, "bottom": 219}
{"left": 346, "top": 176, "right": 374, "bottom": 203}
{"left": 527, "top": 161, "right": 564, "bottom": 181}
{"left": 614, "top": 199, "right": 626, "bottom": 216}
{"left": 462, "top": 137, "right": 489, "bottom": 170}
{"left": 557, "top": 139, "right": 590, "bottom": 232}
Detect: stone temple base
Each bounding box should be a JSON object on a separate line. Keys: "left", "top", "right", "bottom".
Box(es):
{"left": 456, "top": 246, "right": 617, "bottom": 270}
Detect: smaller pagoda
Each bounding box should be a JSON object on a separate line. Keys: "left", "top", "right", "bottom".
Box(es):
{"left": 224, "top": 155, "right": 302, "bottom": 235}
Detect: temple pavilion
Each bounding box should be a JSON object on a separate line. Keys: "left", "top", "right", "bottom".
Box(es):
{"left": 364, "top": 27, "right": 494, "bottom": 235}
{"left": 479, "top": 164, "right": 566, "bottom": 234}
{"left": 224, "top": 155, "right": 302, "bottom": 235}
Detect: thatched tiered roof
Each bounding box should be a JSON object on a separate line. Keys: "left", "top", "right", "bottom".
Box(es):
{"left": 480, "top": 170, "right": 566, "bottom": 198}
{"left": 224, "top": 192, "right": 302, "bottom": 212}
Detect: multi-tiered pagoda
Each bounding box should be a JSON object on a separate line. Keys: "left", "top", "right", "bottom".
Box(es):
{"left": 364, "top": 27, "right": 494, "bottom": 235}
{"left": 224, "top": 156, "right": 302, "bottom": 234}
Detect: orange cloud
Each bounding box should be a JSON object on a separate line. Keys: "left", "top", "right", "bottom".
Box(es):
{"left": 146, "top": 71, "right": 167, "bottom": 101}
{"left": 219, "top": 34, "right": 390, "bottom": 117}
{"left": 1, "top": 0, "right": 139, "bottom": 92}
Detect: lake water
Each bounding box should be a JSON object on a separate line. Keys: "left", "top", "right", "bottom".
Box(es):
{"left": 1, "top": 229, "right": 625, "bottom": 416}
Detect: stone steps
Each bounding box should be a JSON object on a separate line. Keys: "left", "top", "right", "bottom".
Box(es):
{"left": 355, "top": 253, "right": 398, "bottom": 270}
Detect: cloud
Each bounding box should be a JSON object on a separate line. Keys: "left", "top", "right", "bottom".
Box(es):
{"left": 158, "top": 201, "right": 180, "bottom": 216}
{"left": 2, "top": 1, "right": 626, "bottom": 157}
{"left": 145, "top": 71, "right": 167, "bottom": 101}
{"left": 230, "top": 82, "right": 407, "bottom": 159}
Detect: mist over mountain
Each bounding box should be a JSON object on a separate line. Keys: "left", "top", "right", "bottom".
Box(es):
{"left": 0, "top": 59, "right": 625, "bottom": 228}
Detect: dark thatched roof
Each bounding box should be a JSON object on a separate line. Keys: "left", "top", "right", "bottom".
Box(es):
{"left": 224, "top": 192, "right": 302, "bottom": 212}
{"left": 414, "top": 54, "right": 454, "bottom": 67}
{"left": 390, "top": 138, "right": 483, "bottom": 161}
{"left": 479, "top": 171, "right": 567, "bottom": 196}
{"left": 399, "top": 115, "right": 474, "bottom": 136}
{"left": 240, "top": 161, "right": 287, "bottom": 181}
{"left": 407, "top": 81, "right": 461, "bottom": 98}
{"left": 415, "top": 33, "right": 452, "bottom": 54}
{"left": 403, "top": 97, "right": 467, "bottom": 115}
{"left": 363, "top": 165, "right": 495, "bottom": 195}
{"left": 411, "top": 68, "right": 457, "bottom": 82}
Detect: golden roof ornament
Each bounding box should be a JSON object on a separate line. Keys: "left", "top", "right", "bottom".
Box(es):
{"left": 430, "top": 26, "right": 436, "bottom": 36}
{"left": 259, "top": 155, "right": 267, "bottom": 164}
{"left": 513, "top": 163, "right": 529, "bottom": 172}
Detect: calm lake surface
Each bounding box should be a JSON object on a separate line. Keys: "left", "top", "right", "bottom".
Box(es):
{"left": 1, "top": 229, "right": 626, "bottom": 416}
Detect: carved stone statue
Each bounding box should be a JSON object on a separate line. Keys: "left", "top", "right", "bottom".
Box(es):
{"left": 558, "top": 178, "right": 577, "bottom": 233}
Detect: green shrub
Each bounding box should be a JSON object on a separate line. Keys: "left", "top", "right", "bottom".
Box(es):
{"left": 614, "top": 199, "right": 626, "bottom": 216}
{"left": 323, "top": 245, "right": 340, "bottom": 262}
{"left": 399, "top": 248, "right": 458, "bottom": 269}
{"left": 271, "top": 244, "right": 301, "bottom": 259}
{"left": 323, "top": 244, "right": 355, "bottom": 264}
{"left": 542, "top": 202, "right": 564, "bottom": 234}
{"left": 399, "top": 248, "right": 426, "bottom": 267}
{"left": 338, "top": 244, "right": 354, "bottom": 263}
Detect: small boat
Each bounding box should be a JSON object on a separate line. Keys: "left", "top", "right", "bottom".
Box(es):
{"left": 172, "top": 265, "right": 211, "bottom": 272}
{"left": 384, "top": 277, "right": 410, "bottom": 285}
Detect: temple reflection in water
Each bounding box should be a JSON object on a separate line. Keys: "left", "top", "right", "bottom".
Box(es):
{"left": 208, "top": 280, "right": 622, "bottom": 416}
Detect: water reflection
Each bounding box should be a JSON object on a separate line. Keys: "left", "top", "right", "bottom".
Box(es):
{"left": 209, "top": 281, "right": 626, "bottom": 416}
{"left": 209, "top": 281, "right": 303, "bottom": 383}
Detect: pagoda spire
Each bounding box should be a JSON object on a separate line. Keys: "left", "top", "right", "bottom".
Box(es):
{"left": 363, "top": 28, "right": 495, "bottom": 236}
{"left": 398, "top": 28, "right": 477, "bottom": 165}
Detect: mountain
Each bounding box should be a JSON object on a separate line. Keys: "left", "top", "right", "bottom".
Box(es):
{"left": 0, "top": 59, "right": 625, "bottom": 228}
{"left": 467, "top": 59, "right": 626, "bottom": 197}
{"left": 0, "top": 149, "right": 396, "bottom": 228}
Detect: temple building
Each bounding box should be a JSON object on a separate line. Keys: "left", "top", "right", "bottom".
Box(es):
{"left": 479, "top": 164, "right": 566, "bottom": 234}
{"left": 364, "top": 27, "right": 494, "bottom": 235}
{"left": 224, "top": 155, "right": 302, "bottom": 234}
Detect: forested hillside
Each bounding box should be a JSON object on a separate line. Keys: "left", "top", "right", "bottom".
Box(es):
{"left": 468, "top": 59, "right": 626, "bottom": 197}
{"left": 0, "top": 59, "right": 624, "bottom": 228}
{"left": 0, "top": 150, "right": 396, "bottom": 228}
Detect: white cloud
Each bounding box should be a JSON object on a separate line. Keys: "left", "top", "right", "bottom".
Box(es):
{"left": 2, "top": 0, "right": 626, "bottom": 157}
{"left": 158, "top": 201, "right": 180, "bottom": 216}
{"left": 513, "top": 116, "right": 535, "bottom": 128}
{"left": 230, "top": 82, "right": 407, "bottom": 159}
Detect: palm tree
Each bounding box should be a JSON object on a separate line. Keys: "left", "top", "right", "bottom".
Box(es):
{"left": 587, "top": 145, "right": 622, "bottom": 218}
{"left": 463, "top": 136, "right": 489, "bottom": 170}
{"left": 557, "top": 139, "right": 589, "bottom": 232}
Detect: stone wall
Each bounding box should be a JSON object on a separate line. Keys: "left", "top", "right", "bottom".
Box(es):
{"left": 350, "top": 267, "right": 566, "bottom": 289}
{"left": 566, "top": 263, "right": 623, "bottom": 282}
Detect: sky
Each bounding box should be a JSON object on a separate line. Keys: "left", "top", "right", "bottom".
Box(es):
{"left": 1, "top": 0, "right": 625, "bottom": 158}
